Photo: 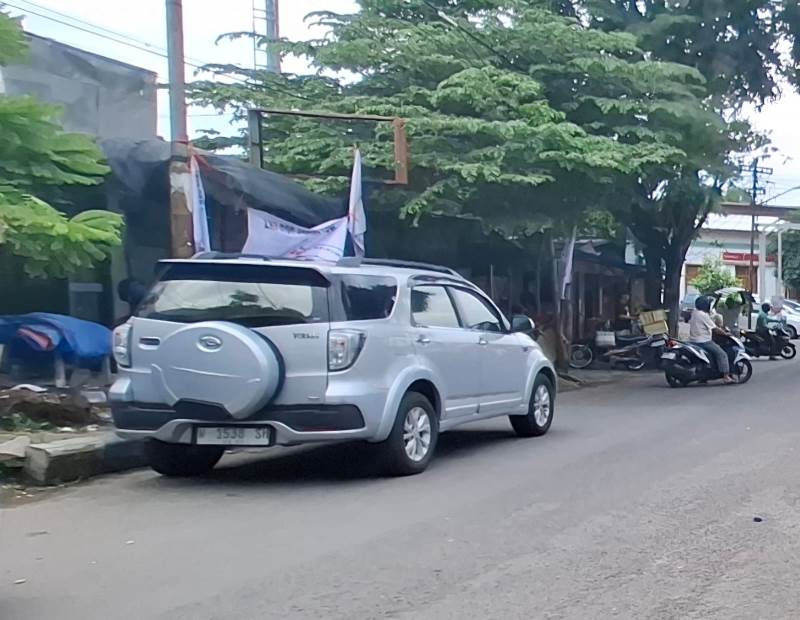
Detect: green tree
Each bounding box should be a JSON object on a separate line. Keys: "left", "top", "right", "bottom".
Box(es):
{"left": 690, "top": 257, "right": 740, "bottom": 295}
{"left": 557, "top": 0, "right": 800, "bottom": 328}
{"left": 778, "top": 232, "right": 800, "bottom": 293}
{"left": 0, "top": 12, "right": 122, "bottom": 277}
{"left": 190, "top": 1, "right": 700, "bottom": 238}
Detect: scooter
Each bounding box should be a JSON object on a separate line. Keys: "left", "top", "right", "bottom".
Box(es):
{"left": 569, "top": 333, "right": 666, "bottom": 370}
{"left": 741, "top": 325, "right": 797, "bottom": 360}
{"left": 661, "top": 332, "right": 753, "bottom": 388}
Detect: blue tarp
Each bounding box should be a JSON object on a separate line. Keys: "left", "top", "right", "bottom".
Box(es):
{"left": 0, "top": 313, "right": 111, "bottom": 368}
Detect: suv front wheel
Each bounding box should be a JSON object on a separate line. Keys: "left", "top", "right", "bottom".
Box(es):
{"left": 146, "top": 440, "right": 224, "bottom": 477}
{"left": 381, "top": 392, "right": 439, "bottom": 476}
{"left": 510, "top": 374, "right": 554, "bottom": 437}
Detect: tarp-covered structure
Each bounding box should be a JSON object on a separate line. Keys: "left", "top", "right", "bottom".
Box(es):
{"left": 101, "top": 138, "right": 347, "bottom": 281}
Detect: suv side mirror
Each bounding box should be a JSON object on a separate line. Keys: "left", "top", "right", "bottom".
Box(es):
{"left": 511, "top": 315, "right": 535, "bottom": 333}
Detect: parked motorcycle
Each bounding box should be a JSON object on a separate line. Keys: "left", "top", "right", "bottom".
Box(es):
{"left": 569, "top": 333, "right": 667, "bottom": 371}
{"left": 741, "top": 326, "right": 797, "bottom": 360}
{"left": 661, "top": 333, "right": 753, "bottom": 387}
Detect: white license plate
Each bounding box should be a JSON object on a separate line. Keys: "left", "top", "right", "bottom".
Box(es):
{"left": 661, "top": 352, "right": 677, "bottom": 360}
{"left": 195, "top": 426, "right": 273, "bottom": 446}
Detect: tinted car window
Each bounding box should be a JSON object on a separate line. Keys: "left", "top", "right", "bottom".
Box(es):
{"left": 137, "top": 263, "right": 329, "bottom": 327}
{"left": 411, "top": 286, "right": 459, "bottom": 328}
{"left": 449, "top": 287, "right": 504, "bottom": 332}
{"left": 340, "top": 275, "right": 397, "bottom": 321}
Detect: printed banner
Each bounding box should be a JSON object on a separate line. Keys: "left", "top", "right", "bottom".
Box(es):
{"left": 242, "top": 208, "right": 348, "bottom": 262}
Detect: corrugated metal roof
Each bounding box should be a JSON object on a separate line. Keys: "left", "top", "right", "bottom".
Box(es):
{"left": 703, "top": 213, "right": 782, "bottom": 231}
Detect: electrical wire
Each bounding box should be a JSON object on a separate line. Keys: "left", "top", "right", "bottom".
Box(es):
{"left": 3, "top": 0, "right": 312, "bottom": 101}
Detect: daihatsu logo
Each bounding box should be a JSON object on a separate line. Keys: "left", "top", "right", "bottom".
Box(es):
{"left": 198, "top": 335, "right": 222, "bottom": 350}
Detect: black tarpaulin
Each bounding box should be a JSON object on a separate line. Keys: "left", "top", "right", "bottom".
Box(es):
{"left": 100, "top": 138, "right": 346, "bottom": 227}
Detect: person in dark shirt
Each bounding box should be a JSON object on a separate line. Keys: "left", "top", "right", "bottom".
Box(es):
{"left": 756, "top": 302, "right": 777, "bottom": 359}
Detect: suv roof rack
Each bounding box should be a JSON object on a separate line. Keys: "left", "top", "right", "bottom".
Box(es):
{"left": 191, "top": 252, "right": 272, "bottom": 261}
{"left": 337, "top": 257, "right": 461, "bottom": 276}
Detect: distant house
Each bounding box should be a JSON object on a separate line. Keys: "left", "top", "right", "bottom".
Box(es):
{"left": 0, "top": 32, "right": 158, "bottom": 325}
{"left": 681, "top": 203, "right": 800, "bottom": 301}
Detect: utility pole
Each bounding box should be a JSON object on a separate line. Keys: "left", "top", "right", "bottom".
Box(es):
{"left": 265, "top": 0, "right": 281, "bottom": 73}
{"left": 748, "top": 158, "right": 759, "bottom": 311}
{"left": 165, "top": 0, "right": 194, "bottom": 258}
{"left": 252, "top": 0, "right": 281, "bottom": 73}
{"left": 746, "top": 158, "right": 773, "bottom": 327}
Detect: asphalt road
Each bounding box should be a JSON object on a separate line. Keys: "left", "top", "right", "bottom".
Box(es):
{"left": 4, "top": 360, "right": 800, "bottom": 620}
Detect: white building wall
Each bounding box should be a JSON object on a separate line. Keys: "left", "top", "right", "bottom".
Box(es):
{"left": 681, "top": 228, "right": 779, "bottom": 301}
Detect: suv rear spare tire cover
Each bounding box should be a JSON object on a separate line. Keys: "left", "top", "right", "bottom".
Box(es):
{"left": 153, "top": 321, "right": 284, "bottom": 419}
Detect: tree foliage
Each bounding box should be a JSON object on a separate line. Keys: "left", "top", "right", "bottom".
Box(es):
{"left": 573, "top": 0, "right": 800, "bottom": 107}
{"left": 690, "top": 257, "right": 740, "bottom": 295}
{"left": 778, "top": 231, "right": 800, "bottom": 293}
{"left": 190, "top": 1, "right": 705, "bottom": 236}
{"left": 545, "top": 0, "right": 798, "bottom": 327}
{"left": 0, "top": 12, "right": 121, "bottom": 277}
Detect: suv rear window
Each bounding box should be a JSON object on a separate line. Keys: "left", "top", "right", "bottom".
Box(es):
{"left": 340, "top": 275, "right": 397, "bottom": 321}
{"left": 137, "top": 263, "right": 329, "bottom": 327}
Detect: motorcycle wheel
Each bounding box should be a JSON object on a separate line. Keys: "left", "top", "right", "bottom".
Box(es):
{"left": 781, "top": 344, "right": 797, "bottom": 360}
{"left": 569, "top": 344, "right": 593, "bottom": 369}
{"left": 666, "top": 374, "right": 687, "bottom": 388}
{"left": 733, "top": 359, "right": 753, "bottom": 384}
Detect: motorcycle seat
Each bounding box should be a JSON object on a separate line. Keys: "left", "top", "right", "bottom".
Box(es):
{"left": 616, "top": 335, "right": 646, "bottom": 346}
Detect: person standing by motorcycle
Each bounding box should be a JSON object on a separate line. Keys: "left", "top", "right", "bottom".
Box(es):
{"left": 689, "top": 296, "right": 735, "bottom": 384}
{"left": 757, "top": 302, "right": 778, "bottom": 360}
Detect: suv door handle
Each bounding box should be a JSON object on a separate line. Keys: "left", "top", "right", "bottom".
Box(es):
{"left": 478, "top": 337, "right": 489, "bottom": 346}
{"left": 416, "top": 335, "right": 431, "bottom": 345}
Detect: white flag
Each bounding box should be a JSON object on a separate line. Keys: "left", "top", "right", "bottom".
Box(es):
{"left": 348, "top": 149, "right": 367, "bottom": 257}
{"left": 560, "top": 226, "right": 577, "bottom": 299}
{"left": 189, "top": 156, "right": 211, "bottom": 253}
{"left": 242, "top": 208, "right": 348, "bottom": 262}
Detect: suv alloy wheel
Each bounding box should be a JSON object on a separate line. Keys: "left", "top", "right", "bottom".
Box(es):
{"left": 381, "top": 391, "right": 439, "bottom": 476}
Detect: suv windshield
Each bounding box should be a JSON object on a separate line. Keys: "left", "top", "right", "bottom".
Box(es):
{"left": 137, "top": 263, "right": 330, "bottom": 327}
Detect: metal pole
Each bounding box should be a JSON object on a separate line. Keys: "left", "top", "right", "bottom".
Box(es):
{"left": 166, "top": 0, "right": 188, "bottom": 143}
{"left": 759, "top": 231, "right": 766, "bottom": 300}
{"left": 778, "top": 230, "right": 784, "bottom": 297}
{"left": 265, "top": 0, "right": 281, "bottom": 73}
{"left": 165, "top": 0, "right": 193, "bottom": 257}
{"left": 747, "top": 159, "right": 758, "bottom": 328}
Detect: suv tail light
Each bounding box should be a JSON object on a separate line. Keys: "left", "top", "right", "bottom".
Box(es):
{"left": 113, "top": 323, "right": 132, "bottom": 367}
{"left": 328, "top": 329, "right": 365, "bottom": 371}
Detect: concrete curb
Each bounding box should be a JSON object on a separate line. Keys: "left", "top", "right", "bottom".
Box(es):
{"left": 23, "top": 433, "right": 148, "bottom": 486}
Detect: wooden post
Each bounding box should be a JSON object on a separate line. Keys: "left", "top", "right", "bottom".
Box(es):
{"left": 248, "top": 109, "right": 264, "bottom": 168}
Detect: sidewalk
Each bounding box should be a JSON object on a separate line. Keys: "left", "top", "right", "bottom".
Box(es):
{"left": 0, "top": 387, "right": 148, "bottom": 487}
{"left": 559, "top": 367, "right": 647, "bottom": 392}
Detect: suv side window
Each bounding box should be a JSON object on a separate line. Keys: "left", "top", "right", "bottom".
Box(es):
{"left": 340, "top": 275, "right": 397, "bottom": 321}
{"left": 411, "top": 286, "right": 460, "bottom": 328}
{"left": 449, "top": 287, "right": 505, "bottom": 333}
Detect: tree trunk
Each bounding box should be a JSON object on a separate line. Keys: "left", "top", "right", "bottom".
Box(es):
{"left": 663, "top": 250, "right": 684, "bottom": 335}
{"left": 547, "top": 230, "right": 568, "bottom": 369}
{"left": 642, "top": 246, "right": 663, "bottom": 309}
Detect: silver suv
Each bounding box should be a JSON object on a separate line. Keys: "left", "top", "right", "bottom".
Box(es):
{"left": 110, "top": 255, "right": 556, "bottom": 476}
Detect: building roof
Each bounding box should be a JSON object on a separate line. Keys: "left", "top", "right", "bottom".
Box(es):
{"left": 703, "top": 213, "right": 782, "bottom": 232}
{"left": 25, "top": 32, "right": 157, "bottom": 78}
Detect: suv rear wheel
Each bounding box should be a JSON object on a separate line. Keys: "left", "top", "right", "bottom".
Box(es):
{"left": 146, "top": 440, "right": 224, "bottom": 477}
{"left": 381, "top": 392, "right": 439, "bottom": 476}
{"left": 510, "top": 374, "right": 554, "bottom": 437}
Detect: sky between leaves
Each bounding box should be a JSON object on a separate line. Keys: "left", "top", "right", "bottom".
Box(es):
{"left": 6, "top": 0, "right": 800, "bottom": 206}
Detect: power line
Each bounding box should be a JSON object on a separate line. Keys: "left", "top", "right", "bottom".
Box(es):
{"left": 4, "top": 1, "right": 311, "bottom": 101}
{"left": 11, "top": 0, "right": 178, "bottom": 58}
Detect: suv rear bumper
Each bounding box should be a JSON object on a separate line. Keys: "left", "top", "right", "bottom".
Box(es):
{"left": 112, "top": 402, "right": 368, "bottom": 445}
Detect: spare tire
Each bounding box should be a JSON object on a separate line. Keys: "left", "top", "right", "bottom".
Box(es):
{"left": 152, "top": 321, "right": 284, "bottom": 419}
